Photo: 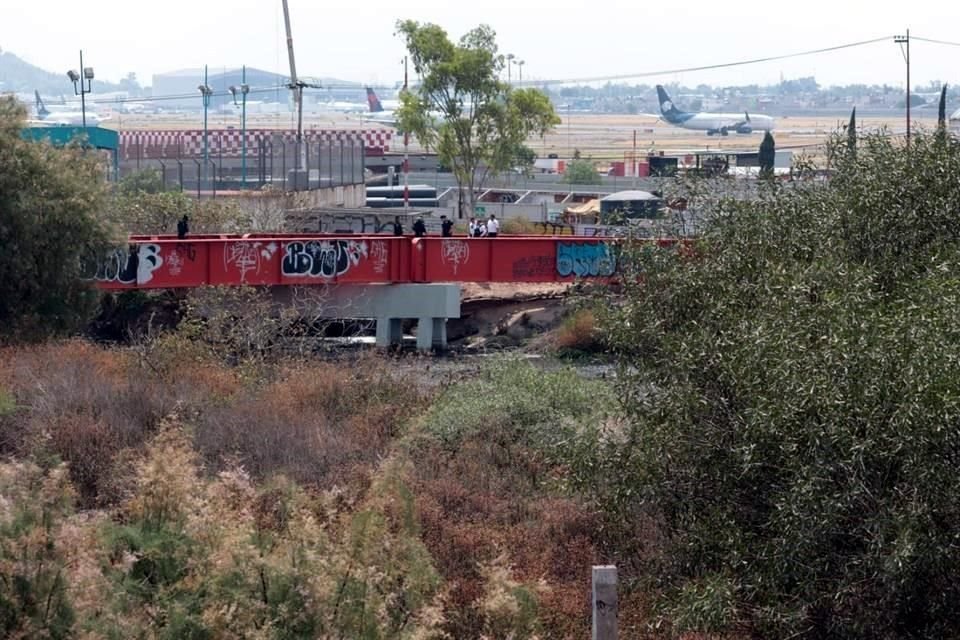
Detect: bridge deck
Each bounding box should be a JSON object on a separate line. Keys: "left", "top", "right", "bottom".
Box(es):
{"left": 92, "top": 234, "right": 677, "bottom": 289}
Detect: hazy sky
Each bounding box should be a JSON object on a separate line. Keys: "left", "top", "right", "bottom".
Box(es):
{"left": 3, "top": 0, "right": 959, "bottom": 91}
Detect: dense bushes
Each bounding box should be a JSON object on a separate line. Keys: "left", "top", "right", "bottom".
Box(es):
{"left": 0, "top": 345, "right": 616, "bottom": 638}
{"left": 0, "top": 97, "right": 110, "bottom": 342}
{"left": 0, "top": 340, "right": 419, "bottom": 506}
{"left": 590, "top": 131, "right": 960, "bottom": 638}
{"left": 409, "top": 360, "right": 615, "bottom": 638}
{"left": 0, "top": 420, "right": 448, "bottom": 639}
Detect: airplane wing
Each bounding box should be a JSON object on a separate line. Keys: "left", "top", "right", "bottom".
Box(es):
{"left": 722, "top": 112, "right": 752, "bottom": 130}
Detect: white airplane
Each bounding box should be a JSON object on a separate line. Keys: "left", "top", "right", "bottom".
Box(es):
{"left": 31, "top": 91, "right": 110, "bottom": 126}
{"left": 656, "top": 85, "right": 774, "bottom": 136}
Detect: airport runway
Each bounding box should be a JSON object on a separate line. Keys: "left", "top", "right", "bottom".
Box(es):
{"left": 109, "top": 109, "right": 937, "bottom": 165}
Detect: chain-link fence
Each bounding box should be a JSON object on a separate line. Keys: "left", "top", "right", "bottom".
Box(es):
{"left": 118, "top": 134, "right": 366, "bottom": 196}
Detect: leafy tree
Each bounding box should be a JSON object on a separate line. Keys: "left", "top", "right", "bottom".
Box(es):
{"left": 395, "top": 20, "right": 560, "bottom": 216}
{"left": 0, "top": 96, "right": 110, "bottom": 341}
{"left": 563, "top": 158, "right": 601, "bottom": 185}
{"left": 758, "top": 130, "right": 775, "bottom": 177}
{"left": 587, "top": 130, "right": 960, "bottom": 637}
{"left": 510, "top": 142, "right": 537, "bottom": 176}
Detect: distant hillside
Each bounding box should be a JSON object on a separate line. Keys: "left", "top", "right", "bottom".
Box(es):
{"left": 0, "top": 47, "right": 131, "bottom": 96}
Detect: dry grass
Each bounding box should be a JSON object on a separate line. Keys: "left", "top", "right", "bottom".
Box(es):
{"left": 0, "top": 339, "right": 624, "bottom": 638}
{"left": 551, "top": 308, "right": 602, "bottom": 353}
{"left": 0, "top": 341, "right": 419, "bottom": 507}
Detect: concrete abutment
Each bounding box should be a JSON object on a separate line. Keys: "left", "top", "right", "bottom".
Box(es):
{"left": 272, "top": 283, "right": 460, "bottom": 351}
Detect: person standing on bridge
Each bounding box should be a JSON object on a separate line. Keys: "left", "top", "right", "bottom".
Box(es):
{"left": 413, "top": 217, "right": 427, "bottom": 238}
{"left": 486, "top": 214, "right": 500, "bottom": 238}
{"left": 393, "top": 216, "right": 404, "bottom": 236}
{"left": 440, "top": 215, "right": 454, "bottom": 237}
{"left": 177, "top": 215, "right": 189, "bottom": 239}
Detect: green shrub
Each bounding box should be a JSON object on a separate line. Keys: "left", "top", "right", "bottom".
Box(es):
{"left": 420, "top": 358, "right": 614, "bottom": 452}
{"left": 593, "top": 130, "right": 960, "bottom": 637}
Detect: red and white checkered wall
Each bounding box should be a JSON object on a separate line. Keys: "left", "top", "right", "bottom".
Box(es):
{"left": 118, "top": 128, "right": 392, "bottom": 159}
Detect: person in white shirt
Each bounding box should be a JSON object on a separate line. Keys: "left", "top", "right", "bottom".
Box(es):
{"left": 486, "top": 214, "right": 500, "bottom": 237}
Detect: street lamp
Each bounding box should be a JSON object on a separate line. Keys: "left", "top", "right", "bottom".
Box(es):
{"left": 198, "top": 65, "right": 213, "bottom": 188}
{"left": 229, "top": 67, "right": 250, "bottom": 188}
{"left": 513, "top": 59, "right": 525, "bottom": 85}
{"left": 67, "top": 50, "right": 94, "bottom": 128}
{"left": 506, "top": 53, "right": 515, "bottom": 84}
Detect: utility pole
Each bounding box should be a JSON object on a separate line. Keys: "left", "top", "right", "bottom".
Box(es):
{"left": 895, "top": 30, "right": 911, "bottom": 145}
{"left": 403, "top": 56, "right": 410, "bottom": 213}
{"left": 281, "top": 0, "right": 318, "bottom": 188}
{"left": 241, "top": 66, "right": 248, "bottom": 188}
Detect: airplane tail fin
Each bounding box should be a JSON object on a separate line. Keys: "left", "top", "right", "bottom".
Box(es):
{"left": 35, "top": 90, "right": 50, "bottom": 118}
{"left": 655, "top": 85, "right": 683, "bottom": 121}
{"left": 366, "top": 87, "right": 384, "bottom": 113}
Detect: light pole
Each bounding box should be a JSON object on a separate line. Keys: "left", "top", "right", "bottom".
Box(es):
{"left": 229, "top": 66, "right": 250, "bottom": 189}
{"left": 67, "top": 50, "right": 94, "bottom": 128}
{"left": 506, "top": 53, "right": 515, "bottom": 83}
{"left": 514, "top": 59, "right": 525, "bottom": 85}
{"left": 894, "top": 30, "right": 911, "bottom": 145}
{"left": 198, "top": 65, "right": 213, "bottom": 189}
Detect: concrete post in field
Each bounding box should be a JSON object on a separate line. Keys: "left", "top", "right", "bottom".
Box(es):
{"left": 592, "top": 565, "right": 618, "bottom": 640}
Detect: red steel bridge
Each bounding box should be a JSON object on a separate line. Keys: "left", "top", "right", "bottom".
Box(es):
{"left": 90, "top": 234, "right": 681, "bottom": 290}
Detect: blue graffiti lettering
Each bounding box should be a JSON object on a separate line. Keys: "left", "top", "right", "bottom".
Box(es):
{"left": 556, "top": 242, "right": 616, "bottom": 278}
{"left": 282, "top": 240, "right": 369, "bottom": 278}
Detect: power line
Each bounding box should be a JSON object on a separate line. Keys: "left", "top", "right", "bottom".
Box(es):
{"left": 912, "top": 36, "right": 960, "bottom": 47}
{"left": 28, "top": 32, "right": 960, "bottom": 109}
{"left": 515, "top": 36, "right": 895, "bottom": 86}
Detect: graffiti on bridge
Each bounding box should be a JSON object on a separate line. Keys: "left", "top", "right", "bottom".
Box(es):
{"left": 556, "top": 242, "right": 616, "bottom": 278}
{"left": 282, "top": 240, "right": 369, "bottom": 278}
{"left": 166, "top": 242, "right": 198, "bottom": 276}
{"left": 89, "top": 244, "right": 164, "bottom": 285}
{"left": 512, "top": 255, "right": 555, "bottom": 279}
{"left": 370, "top": 240, "right": 389, "bottom": 275}
{"left": 224, "top": 241, "right": 279, "bottom": 282}
{"left": 440, "top": 240, "right": 470, "bottom": 275}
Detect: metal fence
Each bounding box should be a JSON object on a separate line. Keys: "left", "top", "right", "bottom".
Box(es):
{"left": 118, "top": 138, "right": 366, "bottom": 196}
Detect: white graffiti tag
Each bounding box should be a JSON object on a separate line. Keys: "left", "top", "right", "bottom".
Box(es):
{"left": 440, "top": 240, "right": 470, "bottom": 275}
{"left": 370, "top": 240, "right": 389, "bottom": 274}
{"left": 224, "top": 241, "right": 278, "bottom": 282}
{"left": 89, "top": 243, "right": 163, "bottom": 285}
{"left": 166, "top": 249, "right": 184, "bottom": 276}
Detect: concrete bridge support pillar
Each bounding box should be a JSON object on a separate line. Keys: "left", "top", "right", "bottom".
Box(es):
{"left": 375, "top": 318, "right": 403, "bottom": 348}
{"left": 416, "top": 317, "right": 447, "bottom": 351}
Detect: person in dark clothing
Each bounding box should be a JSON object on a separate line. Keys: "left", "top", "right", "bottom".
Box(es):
{"left": 177, "top": 215, "right": 189, "bottom": 239}
{"left": 393, "top": 216, "right": 404, "bottom": 236}
{"left": 440, "top": 215, "right": 454, "bottom": 237}
{"left": 412, "top": 217, "right": 427, "bottom": 237}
